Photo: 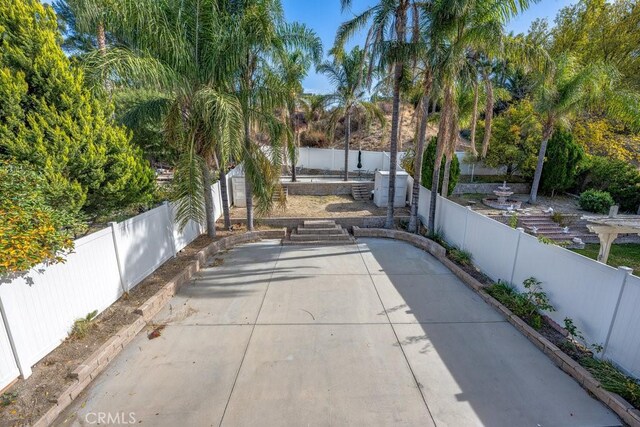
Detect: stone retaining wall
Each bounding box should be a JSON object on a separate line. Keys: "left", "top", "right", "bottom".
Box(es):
{"left": 283, "top": 181, "right": 373, "bottom": 196}
{"left": 231, "top": 216, "right": 409, "bottom": 231}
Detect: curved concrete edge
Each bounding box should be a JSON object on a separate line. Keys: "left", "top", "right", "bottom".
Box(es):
{"left": 353, "top": 227, "right": 640, "bottom": 426}
{"left": 32, "top": 229, "right": 286, "bottom": 427}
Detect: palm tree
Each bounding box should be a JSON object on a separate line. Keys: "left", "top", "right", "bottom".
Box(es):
{"left": 336, "top": 0, "right": 413, "bottom": 229}
{"left": 318, "top": 46, "right": 385, "bottom": 181}
{"left": 230, "top": 0, "right": 322, "bottom": 230}
{"left": 81, "top": 0, "right": 244, "bottom": 238}
{"left": 424, "top": 0, "right": 537, "bottom": 233}
{"left": 529, "top": 54, "right": 640, "bottom": 203}
{"left": 278, "top": 50, "right": 314, "bottom": 182}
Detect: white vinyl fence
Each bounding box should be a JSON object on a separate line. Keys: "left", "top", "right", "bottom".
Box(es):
{"left": 295, "top": 147, "right": 506, "bottom": 176}
{"left": 416, "top": 186, "right": 640, "bottom": 379}
{"left": 0, "top": 167, "right": 241, "bottom": 389}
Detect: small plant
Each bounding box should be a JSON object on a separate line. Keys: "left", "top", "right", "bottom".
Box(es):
{"left": 578, "top": 189, "right": 615, "bottom": 214}
{"left": 591, "top": 343, "right": 604, "bottom": 354}
{"left": 508, "top": 213, "right": 518, "bottom": 228}
{"left": 550, "top": 211, "right": 564, "bottom": 226}
{"left": 537, "top": 235, "right": 554, "bottom": 245}
{"left": 449, "top": 248, "right": 473, "bottom": 266}
{"left": 580, "top": 358, "right": 640, "bottom": 408}
{"left": 563, "top": 317, "right": 584, "bottom": 343}
{"left": 1, "top": 391, "right": 17, "bottom": 407}
{"left": 486, "top": 278, "right": 554, "bottom": 330}
{"left": 523, "top": 277, "right": 555, "bottom": 314}
{"left": 70, "top": 310, "right": 98, "bottom": 339}
{"left": 428, "top": 229, "right": 449, "bottom": 249}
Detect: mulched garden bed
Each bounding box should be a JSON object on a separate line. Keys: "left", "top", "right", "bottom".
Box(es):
{"left": 0, "top": 225, "right": 265, "bottom": 427}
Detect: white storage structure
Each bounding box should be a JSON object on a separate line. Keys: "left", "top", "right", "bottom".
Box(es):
{"left": 232, "top": 176, "right": 246, "bottom": 207}
{"left": 373, "top": 170, "right": 409, "bottom": 207}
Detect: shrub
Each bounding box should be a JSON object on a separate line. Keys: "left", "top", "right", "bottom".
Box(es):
{"left": 300, "top": 129, "right": 330, "bottom": 148}
{"left": 540, "top": 129, "right": 585, "bottom": 196}
{"left": 576, "top": 156, "right": 640, "bottom": 212}
{"left": 580, "top": 358, "right": 640, "bottom": 409}
{"left": 579, "top": 189, "right": 615, "bottom": 214}
{"left": 70, "top": 310, "right": 98, "bottom": 339}
{"left": 448, "top": 248, "right": 473, "bottom": 266}
{"left": 486, "top": 277, "right": 554, "bottom": 330}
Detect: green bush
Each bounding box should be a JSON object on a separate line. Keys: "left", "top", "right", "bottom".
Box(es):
{"left": 540, "top": 129, "right": 585, "bottom": 195}
{"left": 576, "top": 156, "right": 640, "bottom": 212}
{"left": 421, "top": 138, "right": 460, "bottom": 196}
{"left": 579, "top": 189, "right": 615, "bottom": 214}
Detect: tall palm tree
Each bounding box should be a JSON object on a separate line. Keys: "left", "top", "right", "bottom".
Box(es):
{"left": 424, "top": 0, "right": 537, "bottom": 233}
{"left": 318, "top": 46, "right": 385, "bottom": 181}
{"left": 336, "top": 0, "right": 413, "bottom": 229}
{"left": 529, "top": 54, "right": 640, "bottom": 203}
{"left": 278, "top": 50, "right": 314, "bottom": 182}
{"left": 229, "top": 0, "right": 322, "bottom": 230}
{"left": 81, "top": 0, "right": 244, "bottom": 238}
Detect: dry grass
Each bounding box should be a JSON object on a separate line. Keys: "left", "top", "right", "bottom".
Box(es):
{"left": 231, "top": 195, "right": 410, "bottom": 219}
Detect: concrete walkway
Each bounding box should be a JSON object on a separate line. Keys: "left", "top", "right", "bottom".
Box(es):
{"left": 56, "top": 239, "right": 620, "bottom": 427}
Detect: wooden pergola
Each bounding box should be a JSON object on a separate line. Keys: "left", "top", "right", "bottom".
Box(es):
{"left": 583, "top": 214, "right": 640, "bottom": 264}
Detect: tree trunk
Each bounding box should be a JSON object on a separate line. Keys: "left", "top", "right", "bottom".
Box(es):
{"left": 219, "top": 166, "right": 231, "bottom": 230}
{"left": 428, "top": 85, "right": 453, "bottom": 233}
{"left": 289, "top": 106, "right": 296, "bottom": 182}
{"left": 244, "top": 116, "right": 254, "bottom": 231}
{"left": 408, "top": 94, "right": 430, "bottom": 233}
{"left": 97, "top": 22, "right": 106, "bottom": 54}
{"left": 385, "top": 3, "right": 407, "bottom": 229}
{"left": 397, "top": 102, "right": 403, "bottom": 151}
{"left": 291, "top": 131, "right": 297, "bottom": 182}
{"left": 202, "top": 162, "right": 216, "bottom": 238}
{"left": 344, "top": 111, "right": 351, "bottom": 181}
{"left": 481, "top": 73, "right": 494, "bottom": 158}
{"left": 469, "top": 80, "right": 479, "bottom": 156}
{"left": 441, "top": 155, "right": 452, "bottom": 198}
{"left": 529, "top": 126, "right": 554, "bottom": 204}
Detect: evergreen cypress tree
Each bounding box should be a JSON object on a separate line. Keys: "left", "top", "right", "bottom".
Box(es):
{"left": 0, "top": 0, "right": 154, "bottom": 218}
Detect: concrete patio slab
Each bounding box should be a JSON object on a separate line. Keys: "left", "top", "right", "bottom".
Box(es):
{"left": 54, "top": 238, "right": 620, "bottom": 427}
{"left": 57, "top": 324, "right": 252, "bottom": 427}
{"left": 275, "top": 244, "right": 368, "bottom": 275}
{"left": 257, "top": 274, "right": 387, "bottom": 324}
{"left": 372, "top": 274, "right": 504, "bottom": 324}
{"left": 220, "top": 324, "right": 434, "bottom": 427}
{"left": 394, "top": 322, "right": 620, "bottom": 427}
{"left": 357, "top": 239, "right": 451, "bottom": 275}
{"left": 154, "top": 273, "right": 273, "bottom": 325}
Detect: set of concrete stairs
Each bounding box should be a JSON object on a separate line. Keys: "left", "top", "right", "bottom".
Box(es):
{"left": 519, "top": 215, "right": 578, "bottom": 243}
{"left": 351, "top": 183, "right": 371, "bottom": 201}
{"left": 282, "top": 220, "right": 356, "bottom": 245}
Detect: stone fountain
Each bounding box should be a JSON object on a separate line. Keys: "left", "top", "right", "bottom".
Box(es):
{"left": 482, "top": 181, "right": 522, "bottom": 210}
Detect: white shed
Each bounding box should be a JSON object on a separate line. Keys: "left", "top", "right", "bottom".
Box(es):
{"left": 374, "top": 170, "right": 409, "bottom": 207}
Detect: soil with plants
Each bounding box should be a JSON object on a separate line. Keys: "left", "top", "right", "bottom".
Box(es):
{"left": 0, "top": 225, "right": 272, "bottom": 426}
{"left": 485, "top": 280, "right": 640, "bottom": 410}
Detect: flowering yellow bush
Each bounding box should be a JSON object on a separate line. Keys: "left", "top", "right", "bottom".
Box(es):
{"left": 0, "top": 162, "right": 75, "bottom": 275}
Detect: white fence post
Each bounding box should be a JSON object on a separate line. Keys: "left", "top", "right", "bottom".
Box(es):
{"left": 109, "top": 221, "right": 128, "bottom": 293}
{"left": 164, "top": 201, "right": 178, "bottom": 256}
{"left": 461, "top": 206, "right": 472, "bottom": 250}
{"left": 0, "top": 299, "right": 31, "bottom": 379}
{"left": 509, "top": 228, "right": 525, "bottom": 285}
{"left": 601, "top": 266, "right": 634, "bottom": 359}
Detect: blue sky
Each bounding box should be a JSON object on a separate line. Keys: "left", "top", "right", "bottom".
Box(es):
{"left": 282, "top": 0, "right": 576, "bottom": 93}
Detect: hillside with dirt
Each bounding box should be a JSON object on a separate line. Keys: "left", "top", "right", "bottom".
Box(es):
{"left": 299, "top": 102, "right": 469, "bottom": 153}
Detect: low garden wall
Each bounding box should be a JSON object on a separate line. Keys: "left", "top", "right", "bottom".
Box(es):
{"left": 452, "top": 182, "right": 531, "bottom": 195}
{"left": 283, "top": 181, "right": 373, "bottom": 196}
{"left": 230, "top": 215, "right": 409, "bottom": 231}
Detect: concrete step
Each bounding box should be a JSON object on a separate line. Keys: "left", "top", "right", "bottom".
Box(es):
{"left": 303, "top": 220, "right": 337, "bottom": 228}
{"left": 525, "top": 225, "right": 565, "bottom": 232}
{"left": 297, "top": 225, "right": 344, "bottom": 235}
{"left": 289, "top": 230, "right": 351, "bottom": 241}
{"left": 282, "top": 239, "right": 356, "bottom": 246}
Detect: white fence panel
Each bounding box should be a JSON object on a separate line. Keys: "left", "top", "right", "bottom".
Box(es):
{"left": 171, "top": 202, "right": 203, "bottom": 253}
{"left": 463, "top": 212, "right": 520, "bottom": 282}
{"left": 437, "top": 198, "right": 468, "bottom": 249}
{"left": 417, "top": 186, "right": 431, "bottom": 225}
{"left": 0, "top": 314, "right": 19, "bottom": 390}
{"left": 114, "top": 206, "right": 174, "bottom": 290}
{"left": 604, "top": 273, "right": 640, "bottom": 377}
{"left": 0, "top": 228, "right": 122, "bottom": 373}
{"left": 456, "top": 152, "right": 509, "bottom": 176}
{"left": 295, "top": 147, "right": 405, "bottom": 173}
{"left": 512, "top": 234, "right": 622, "bottom": 346}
